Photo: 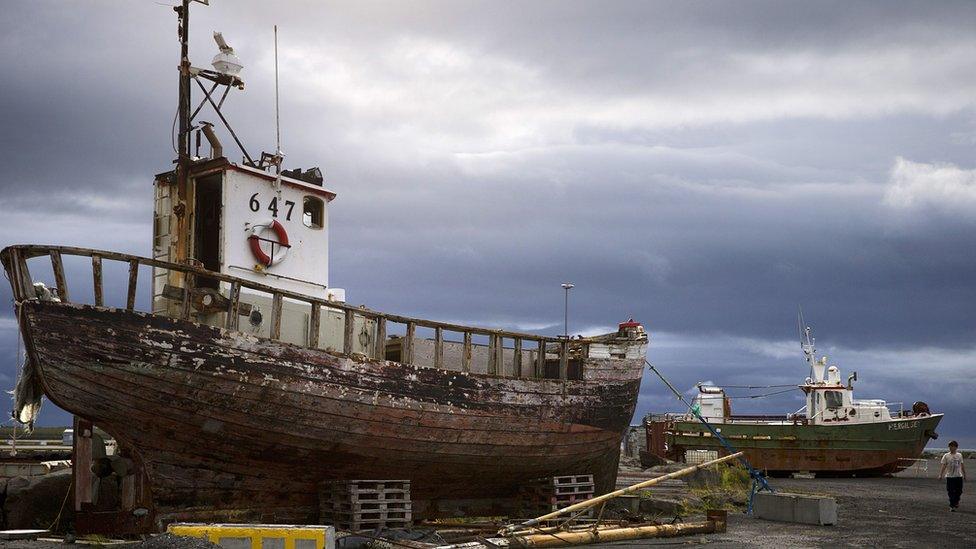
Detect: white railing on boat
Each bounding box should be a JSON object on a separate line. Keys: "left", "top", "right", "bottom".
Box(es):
{"left": 2, "top": 245, "right": 604, "bottom": 381}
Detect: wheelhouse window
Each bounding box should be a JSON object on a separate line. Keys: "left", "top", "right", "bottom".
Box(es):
{"left": 824, "top": 390, "right": 844, "bottom": 410}
{"left": 303, "top": 196, "right": 324, "bottom": 229}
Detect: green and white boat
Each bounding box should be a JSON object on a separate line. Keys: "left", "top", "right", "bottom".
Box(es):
{"left": 645, "top": 324, "right": 942, "bottom": 475}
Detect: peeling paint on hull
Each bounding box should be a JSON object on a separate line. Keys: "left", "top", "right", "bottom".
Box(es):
{"left": 20, "top": 300, "right": 644, "bottom": 524}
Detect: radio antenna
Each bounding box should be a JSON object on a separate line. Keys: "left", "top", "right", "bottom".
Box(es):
{"left": 274, "top": 24, "right": 281, "bottom": 158}
{"left": 272, "top": 24, "right": 284, "bottom": 192}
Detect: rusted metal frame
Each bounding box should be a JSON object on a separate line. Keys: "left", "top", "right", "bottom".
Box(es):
{"left": 343, "top": 309, "right": 356, "bottom": 355}
{"left": 215, "top": 82, "right": 232, "bottom": 110}
{"left": 434, "top": 326, "right": 444, "bottom": 369}
{"left": 269, "top": 292, "right": 283, "bottom": 340}
{"left": 403, "top": 321, "right": 415, "bottom": 365}
{"left": 49, "top": 250, "right": 70, "bottom": 303}
{"left": 91, "top": 255, "right": 104, "bottom": 307}
{"left": 308, "top": 301, "right": 321, "bottom": 348}
{"left": 125, "top": 260, "right": 139, "bottom": 311}
{"left": 225, "top": 281, "right": 241, "bottom": 331}
{"left": 193, "top": 77, "right": 256, "bottom": 166}
{"left": 7, "top": 245, "right": 586, "bottom": 347}
{"left": 536, "top": 340, "right": 547, "bottom": 378}
{"left": 373, "top": 316, "right": 386, "bottom": 360}
{"left": 513, "top": 337, "right": 523, "bottom": 378}
{"left": 462, "top": 331, "right": 472, "bottom": 372}
{"left": 559, "top": 339, "right": 570, "bottom": 380}
{"left": 188, "top": 80, "right": 219, "bottom": 122}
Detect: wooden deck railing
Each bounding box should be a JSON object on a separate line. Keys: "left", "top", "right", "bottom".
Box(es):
{"left": 2, "top": 245, "right": 591, "bottom": 380}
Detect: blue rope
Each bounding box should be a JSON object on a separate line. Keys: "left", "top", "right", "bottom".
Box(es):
{"left": 646, "top": 361, "right": 774, "bottom": 512}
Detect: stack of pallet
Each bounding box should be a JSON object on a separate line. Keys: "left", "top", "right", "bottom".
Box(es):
{"left": 519, "top": 474, "right": 595, "bottom": 518}
{"left": 320, "top": 480, "right": 412, "bottom": 531}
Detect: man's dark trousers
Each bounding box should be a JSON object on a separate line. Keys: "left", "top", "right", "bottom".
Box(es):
{"left": 947, "top": 477, "right": 964, "bottom": 508}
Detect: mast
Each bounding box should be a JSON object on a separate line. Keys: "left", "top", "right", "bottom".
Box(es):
{"left": 174, "top": 0, "right": 193, "bottom": 266}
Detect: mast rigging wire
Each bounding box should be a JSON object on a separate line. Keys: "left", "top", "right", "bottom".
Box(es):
{"left": 724, "top": 387, "right": 798, "bottom": 400}
{"left": 719, "top": 384, "right": 797, "bottom": 389}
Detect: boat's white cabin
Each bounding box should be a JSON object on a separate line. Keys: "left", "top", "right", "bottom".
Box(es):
{"left": 151, "top": 158, "right": 374, "bottom": 351}
{"left": 800, "top": 363, "right": 891, "bottom": 425}
{"left": 153, "top": 158, "right": 338, "bottom": 298}
{"left": 691, "top": 384, "right": 729, "bottom": 422}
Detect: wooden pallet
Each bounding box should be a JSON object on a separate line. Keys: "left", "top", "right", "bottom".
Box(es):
{"left": 518, "top": 474, "right": 595, "bottom": 518}
{"left": 320, "top": 479, "right": 413, "bottom": 531}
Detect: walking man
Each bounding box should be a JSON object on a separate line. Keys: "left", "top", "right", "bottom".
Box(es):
{"left": 939, "top": 440, "right": 966, "bottom": 511}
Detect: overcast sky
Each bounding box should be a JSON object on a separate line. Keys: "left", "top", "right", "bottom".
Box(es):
{"left": 1, "top": 1, "right": 975, "bottom": 447}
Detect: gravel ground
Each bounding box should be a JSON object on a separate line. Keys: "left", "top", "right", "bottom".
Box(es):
{"left": 2, "top": 474, "right": 972, "bottom": 549}
{"left": 692, "top": 476, "right": 974, "bottom": 548}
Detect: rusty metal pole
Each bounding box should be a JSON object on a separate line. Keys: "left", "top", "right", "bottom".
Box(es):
{"left": 174, "top": 0, "right": 191, "bottom": 267}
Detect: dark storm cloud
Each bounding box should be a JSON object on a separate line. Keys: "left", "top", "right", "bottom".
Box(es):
{"left": 1, "top": 1, "right": 975, "bottom": 444}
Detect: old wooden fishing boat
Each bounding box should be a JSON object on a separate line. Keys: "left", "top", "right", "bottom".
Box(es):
{"left": 644, "top": 323, "right": 941, "bottom": 475}
{"left": 3, "top": 1, "right": 647, "bottom": 534}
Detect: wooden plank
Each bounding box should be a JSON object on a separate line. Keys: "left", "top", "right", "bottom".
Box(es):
{"left": 537, "top": 340, "right": 547, "bottom": 378}
{"left": 434, "top": 327, "right": 444, "bottom": 369}
{"left": 487, "top": 335, "right": 497, "bottom": 375}
{"left": 126, "top": 259, "right": 139, "bottom": 310}
{"left": 308, "top": 302, "right": 321, "bottom": 349}
{"left": 374, "top": 317, "right": 386, "bottom": 360}
{"left": 496, "top": 335, "right": 505, "bottom": 376}
{"left": 559, "top": 339, "right": 569, "bottom": 380}
{"left": 462, "top": 332, "right": 472, "bottom": 373}
{"left": 178, "top": 271, "right": 193, "bottom": 320}
{"left": 514, "top": 337, "right": 523, "bottom": 378}
{"left": 121, "top": 474, "right": 135, "bottom": 510}
{"left": 49, "top": 250, "right": 69, "bottom": 303}
{"left": 269, "top": 292, "right": 283, "bottom": 340}
{"left": 8, "top": 245, "right": 577, "bottom": 344}
{"left": 226, "top": 281, "right": 241, "bottom": 331}
{"left": 403, "top": 322, "right": 415, "bottom": 365}
{"left": 9, "top": 249, "right": 33, "bottom": 300}
{"left": 344, "top": 309, "right": 356, "bottom": 355}
{"left": 73, "top": 417, "right": 92, "bottom": 510}
{"left": 91, "top": 255, "right": 103, "bottom": 307}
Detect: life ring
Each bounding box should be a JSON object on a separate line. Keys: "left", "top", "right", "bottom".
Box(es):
{"left": 248, "top": 219, "right": 290, "bottom": 267}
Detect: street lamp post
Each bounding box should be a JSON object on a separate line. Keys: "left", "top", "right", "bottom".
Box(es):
{"left": 561, "top": 283, "right": 574, "bottom": 338}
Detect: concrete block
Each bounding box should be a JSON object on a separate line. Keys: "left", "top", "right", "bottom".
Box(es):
{"left": 753, "top": 492, "right": 836, "bottom": 526}
{"left": 792, "top": 493, "right": 837, "bottom": 525}
{"left": 608, "top": 494, "right": 641, "bottom": 515}
{"left": 753, "top": 492, "right": 795, "bottom": 523}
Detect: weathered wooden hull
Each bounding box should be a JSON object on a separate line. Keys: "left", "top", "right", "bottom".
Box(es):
{"left": 20, "top": 300, "right": 644, "bottom": 524}
{"left": 665, "top": 415, "right": 942, "bottom": 475}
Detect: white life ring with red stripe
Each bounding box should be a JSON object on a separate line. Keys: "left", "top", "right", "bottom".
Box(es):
{"left": 247, "top": 219, "right": 290, "bottom": 267}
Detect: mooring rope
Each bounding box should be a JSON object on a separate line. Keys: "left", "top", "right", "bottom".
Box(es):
{"left": 47, "top": 482, "right": 72, "bottom": 532}
{"left": 644, "top": 359, "right": 774, "bottom": 507}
